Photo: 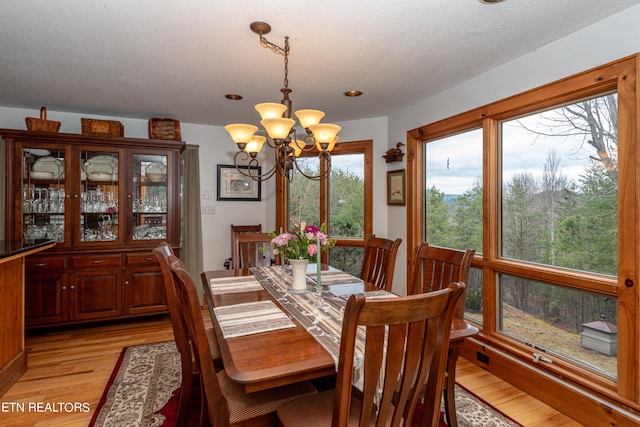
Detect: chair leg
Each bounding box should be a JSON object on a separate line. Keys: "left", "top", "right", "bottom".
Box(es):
{"left": 176, "top": 366, "right": 194, "bottom": 427}
{"left": 443, "top": 348, "right": 460, "bottom": 427}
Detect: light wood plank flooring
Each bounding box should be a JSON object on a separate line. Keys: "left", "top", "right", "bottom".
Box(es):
{"left": 0, "top": 310, "right": 583, "bottom": 426}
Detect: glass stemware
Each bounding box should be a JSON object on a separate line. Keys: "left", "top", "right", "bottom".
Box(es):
{"left": 313, "top": 269, "right": 325, "bottom": 308}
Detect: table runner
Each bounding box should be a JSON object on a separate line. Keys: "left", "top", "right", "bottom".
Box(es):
{"left": 251, "top": 265, "right": 396, "bottom": 391}
{"left": 209, "top": 275, "right": 264, "bottom": 295}
{"left": 213, "top": 300, "right": 296, "bottom": 339}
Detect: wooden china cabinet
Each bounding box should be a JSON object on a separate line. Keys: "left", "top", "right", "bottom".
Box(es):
{"left": 1, "top": 129, "right": 184, "bottom": 328}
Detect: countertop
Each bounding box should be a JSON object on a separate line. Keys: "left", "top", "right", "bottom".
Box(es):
{"left": 0, "top": 239, "right": 56, "bottom": 261}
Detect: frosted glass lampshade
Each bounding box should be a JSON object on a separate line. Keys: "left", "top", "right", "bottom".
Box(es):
{"left": 260, "top": 118, "right": 295, "bottom": 140}
{"left": 295, "top": 109, "right": 325, "bottom": 129}
{"left": 327, "top": 136, "right": 339, "bottom": 151}
{"left": 317, "top": 136, "right": 339, "bottom": 152}
{"left": 225, "top": 124, "right": 258, "bottom": 144}
{"left": 255, "top": 103, "right": 287, "bottom": 119}
{"left": 246, "top": 135, "right": 267, "bottom": 154}
{"left": 289, "top": 139, "right": 306, "bottom": 156}
{"left": 309, "top": 123, "right": 341, "bottom": 145}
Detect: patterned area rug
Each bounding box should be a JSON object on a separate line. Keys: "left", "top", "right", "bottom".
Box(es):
{"left": 89, "top": 341, "right": 183, "bottom": 427}
{"left": 90, "top": 341, "right": 521, "bottom": 427}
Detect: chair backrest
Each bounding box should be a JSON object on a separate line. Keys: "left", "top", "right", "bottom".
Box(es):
{"left": 333, "top": 282, "right": 465, "bottom": 427}
{"left": 359, "top": 234, "right": 402, "bottom": 291}
{"left": 153, "top": 243, "right": 190, "bottom": 361}
{"left": 168, "top": 254, "right": 230, "bottom": 427}
{"left": 409, "top": 243, "right": 475, "bottom": 319}
{"left": 152, "top": 243, "right": 197, "bottom": 425}
{"left": 230, "top": 224, "right": 262, "bottom": 269}
{"left": 233, "top": 232, "right": 275, "bottom": 272}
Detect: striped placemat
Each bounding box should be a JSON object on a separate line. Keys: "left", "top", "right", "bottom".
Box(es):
{"left": 213, "top": 300, "right": 296, "bottom": 339}
{"left": 313, "top": 269, "right": 365, "bottom": 286}
{"left": 209, "top": 275, "right": 264, "bottom": 295}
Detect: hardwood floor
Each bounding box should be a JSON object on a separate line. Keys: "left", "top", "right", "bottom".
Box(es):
{"left": 0, "top": 310, "right": 583, "bottom": 427}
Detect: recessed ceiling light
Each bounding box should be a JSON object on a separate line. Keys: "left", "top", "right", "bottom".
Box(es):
{"left": 479, "top": 0, "right": 506, "bottom": 4}
{"left": 344, "top": 90, "right": 362, "bottom": 97}
{"left": 225, "top": 94, "right": 243, "bottom": 100}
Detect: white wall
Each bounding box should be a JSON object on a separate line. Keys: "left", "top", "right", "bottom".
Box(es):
{"left": 4, "top": 4, "right": 640, "bottom": 285}
{"left": 0, "top": 107, "right": 389, "bottom": 273}
{"left": 386, "top": 4, "right": 640, "bottom": 292}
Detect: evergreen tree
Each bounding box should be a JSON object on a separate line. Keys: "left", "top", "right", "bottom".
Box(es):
{"left": 425, "top": 186, "right": 451, "bottom": 245}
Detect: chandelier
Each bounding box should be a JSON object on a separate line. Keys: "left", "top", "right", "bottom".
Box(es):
{"left": 224, "top": 22, "right": 341, "bottom": 182}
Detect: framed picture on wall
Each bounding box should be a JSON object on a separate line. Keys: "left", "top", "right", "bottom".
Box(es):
{"left": 387, "top": 169, "right": 406, "bottom": 206}
{"left": 217, "top": 165, "right": 261, "bottom": 201}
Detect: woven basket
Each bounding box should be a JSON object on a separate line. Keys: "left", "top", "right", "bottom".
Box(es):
{"left": 25, "top": 107, "right": 61, "bottom": 132}
{"left": 148, "top": 118, "right": 181, "bottom": 141}
{"left": 81, "top": 118, "right": 124, "bottom": 137}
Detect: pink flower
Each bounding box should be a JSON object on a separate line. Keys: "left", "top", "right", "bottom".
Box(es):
{"left": 307, "top": 243, "right": 318, "bottom": 256}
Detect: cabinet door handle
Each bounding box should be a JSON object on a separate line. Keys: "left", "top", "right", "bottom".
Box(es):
{"left": 32, "top": 263, "right": 47, "bottom": 267}
{"left": 124, "top": 281, "right": 130, "bottom": 285}
{"left": 61, "top": 286, "right": 67, "bottom": 291}
{"left": 70, "top": 285, "right": 75, "bottom": 290}
{"left": 144, "top": 257, "right": 154, "bottom": 261}
{"left": 91, "top": 260, "right": 103, "bottom": 264}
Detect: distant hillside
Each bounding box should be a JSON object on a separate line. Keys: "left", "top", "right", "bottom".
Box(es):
{"left": 444, "top": 194, "right": 460, "bottom": 206}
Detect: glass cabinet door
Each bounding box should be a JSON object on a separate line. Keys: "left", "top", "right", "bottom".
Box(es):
{"left": 131, "top": 153, "right": 168, "bottom": 241}
{"left": 80, "top": 150, "right": 120, "bottom": 243}
{"left": 22, "top": 145, "right": 67, "bottom": 244}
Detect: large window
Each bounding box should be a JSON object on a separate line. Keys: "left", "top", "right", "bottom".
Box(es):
{"left": 424, "top": 129, "right": 484, "bottom": 323}
{"left": 283, "top": 141, "right": 372, "bottom": 276}
{"left": 499, "top": 96, "right": 619, "bottom": 378}
{"left": 407, "top": 56, "right": 638, "bottom": 416}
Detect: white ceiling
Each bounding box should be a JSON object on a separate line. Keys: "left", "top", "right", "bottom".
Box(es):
{"left": 2, "top": 0, "right": 640, "bottom": 127}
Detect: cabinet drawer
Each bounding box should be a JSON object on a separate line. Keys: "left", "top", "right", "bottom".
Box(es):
{"left": 26, "top": 256, "right": 68, "bottom": 272}
{"left": 70, "top": 254, "right": 123, "bottom": 269}
{"left": 126, "top": 252, "right": 159, "bottom": 266}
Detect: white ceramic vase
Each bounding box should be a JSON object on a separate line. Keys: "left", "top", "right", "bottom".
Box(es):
{"left": 289, "top": 259, "right": 309, "bottom": 291}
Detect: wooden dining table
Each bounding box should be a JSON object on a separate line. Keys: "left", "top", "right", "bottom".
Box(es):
{"left": 201, "top": 266, "right": 479, "bottom": 395}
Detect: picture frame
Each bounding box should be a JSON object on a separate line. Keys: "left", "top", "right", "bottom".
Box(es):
{"left": 217, "top": 165, "right": 262, "bottom": 201}
{"left": 387, "top": 169, "right": 406, "bottom": 206}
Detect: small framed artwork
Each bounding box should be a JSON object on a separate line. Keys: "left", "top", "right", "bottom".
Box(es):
{"left": 217, "top": 165, "right": 262, "bottom": 201}
{"left": 387, "top": 169, "right": 406, "bottom": 206}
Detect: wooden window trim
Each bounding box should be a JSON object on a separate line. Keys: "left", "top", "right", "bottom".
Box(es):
{"left": 276, "top": 140, "right": 373, "bottom": 251}
{"left": 406, "top": 54, "right": 640, "bottom": 422}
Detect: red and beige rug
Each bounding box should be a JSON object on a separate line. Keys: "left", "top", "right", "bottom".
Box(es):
{"left": 90, "top": 341, "right": 521, "bottom": 427}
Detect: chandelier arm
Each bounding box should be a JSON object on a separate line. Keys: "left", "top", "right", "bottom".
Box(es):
{"left": 263, "top": 136, "right": 279, "bottom": 150}
{"left": 292, "top": 152, "right": 332, "bottom": 181}
{"left": 298, "top": 134, "right": 323, "bottom": 153}
{"left": 233, "top": 151, "right": 279, "bottom": 182}
{"left": 300, "top": 142, "right": 318, "bottom": 153}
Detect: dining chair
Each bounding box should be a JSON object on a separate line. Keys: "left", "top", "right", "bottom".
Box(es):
{"left": 277, "top": 282, "right": 465, "bottom": 427}
{"left": 226, "top": 224, "right": 263, "bottom": 269}
{"left": 153, "top": 242, "right": 223, "bottom": 427}
{"left": 359, "top": 234, "right": 402, "bottom": 291}
{"left": 233, "top": 232, "right": 277, "bottom": 273}
{"left": 167, "top": 254, "right": 318, "bottom": 427}
{"left": 409, "top": 243, "right": 475, "bottom": 427}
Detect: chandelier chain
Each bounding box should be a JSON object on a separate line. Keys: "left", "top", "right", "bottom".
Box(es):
{"left": 259, "top": 34, "right": 287, "bottom": 56}
{"left": 225, "top": 23, "right": 340, "bottom": 183}
{"left": 283, "top": 37, "right": 289, "bottom": 89}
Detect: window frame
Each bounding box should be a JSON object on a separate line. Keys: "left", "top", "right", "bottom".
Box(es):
{"left": 276, "top": 140, "right": 373, "bottom": 260}
{"left": 406, "top": 55, "right": 639, "bottom": 409}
